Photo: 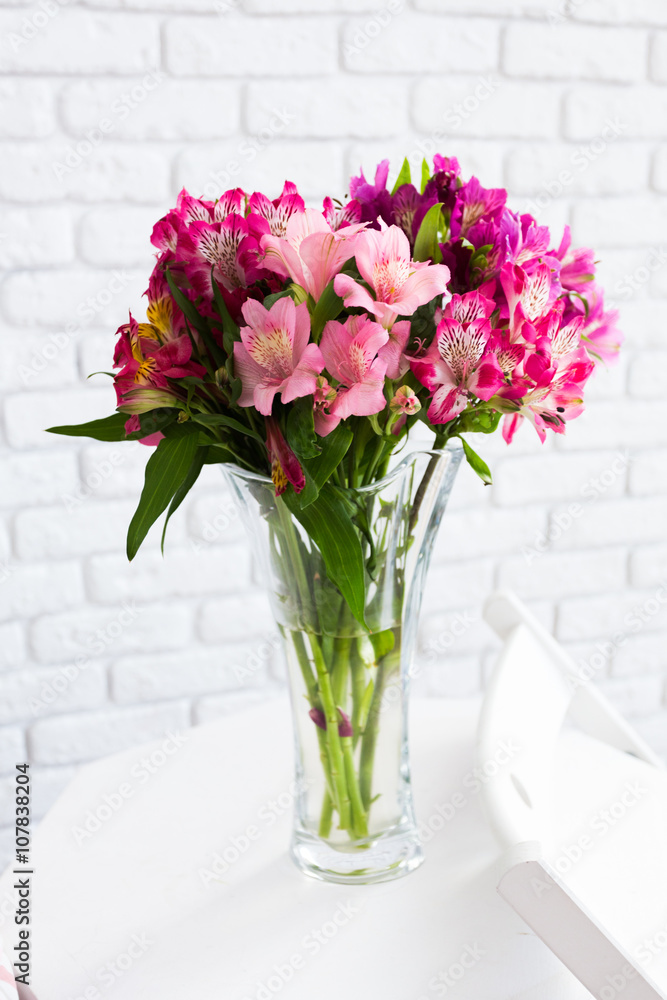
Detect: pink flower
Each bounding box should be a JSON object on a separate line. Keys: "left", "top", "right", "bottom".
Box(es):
{"left": 317, "top": 315, "right": 389, "bottom": 432}
{"left": 378, "top": 319, "right": 411, "bottom": 379}
{"left": 501, "top": 372, "right": 588, "bottom": 445}
{"left": 322, "top": 196, "right": 362, "bottom": 231}
{"left": 411, "top": 317, "right": 504, "bottom": 425}
{"left": 233, "top": 297, "right": 324, "bottom": 416}
{"left": 334, "top": 225, "right": 451, "bottom": 330}
{"left": 555, "top": 226, "right": 596, "bottom": 292}
{"left": 390, "top": 385, "right": 421, "bottom": 415}
{"left": 248, "top": 180, "right": 304, "bottom": 237}
{"left": 261, "top": 208, "right": 365, "bottom": 301}
{"left": 266, "top": 417, "right": 305, "bottom": 496}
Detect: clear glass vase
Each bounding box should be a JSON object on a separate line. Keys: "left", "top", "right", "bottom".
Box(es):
{"left": 223, "top": 441, "right": 463, "bottom": 884}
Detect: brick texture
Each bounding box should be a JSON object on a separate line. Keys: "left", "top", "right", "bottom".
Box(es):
{"left": 0, "top": 1, "right": 666, "bottom": 871}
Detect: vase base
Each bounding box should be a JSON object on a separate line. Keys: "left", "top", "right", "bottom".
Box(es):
{"left": 290, "top": 826, "right": 424, "bottom": 885}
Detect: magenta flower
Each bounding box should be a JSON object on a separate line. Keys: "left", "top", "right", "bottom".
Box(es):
{"left": 248, "top": 180, "right": 304, "bottom": 237}
{"left": 266, "top": 417, "right": 305, "bottom": 496}
{"left": 411, "top": 317, "right": 504, "bottom": 425}
{"left": 233, "top": 297, "right": 324, "bottom": 416}
{"left": 555, "top": 226, "right": 596, "bottom": 292}
{"left": 450, "top": 176, "right": 507, "bottom": 240}
{"left": 261, "top": 208, "right": 365, "bottom": 301}
{"left": 187, "top": 212, "right": 267, "bottom": 293}
{"left": 334, "top": 225, "right": 451, "bottom": 330}
{"left": 322, "top": 196, "right": 362, "bottom": 231}
{"left": 317, "top": 315, "right": 389, "bottom": 432}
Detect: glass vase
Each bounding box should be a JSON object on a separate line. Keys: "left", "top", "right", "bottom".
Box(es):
{"left": 223, "top": 441, "right": 463, "bottom": 884}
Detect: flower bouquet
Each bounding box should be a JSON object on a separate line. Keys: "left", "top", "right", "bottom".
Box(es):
{"left": 50, "top": 154, "right": 620, "bottom": 883}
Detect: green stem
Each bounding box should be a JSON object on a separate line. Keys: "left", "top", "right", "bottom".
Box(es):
{"left": 342, "top": 737, "right": 369, "bottom": 839}
{"left": 291, "top": 631, "right": 335, "bottom": 804}
{"left": 318, "top": 790, "right": 334, "bottom": 838}
{"left": 359, "top": 662, "right": 388, "bottom": 811}
{"left": 308, "top": 636, "right": 351, "bottom": 831}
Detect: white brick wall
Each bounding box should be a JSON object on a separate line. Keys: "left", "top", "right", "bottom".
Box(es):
{"left": 1, "top": 0, "right": 667, "bottom": 870}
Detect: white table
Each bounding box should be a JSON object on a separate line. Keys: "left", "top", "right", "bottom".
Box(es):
{"left": 0, "top": 699, "right": 591, "bottom": 1000}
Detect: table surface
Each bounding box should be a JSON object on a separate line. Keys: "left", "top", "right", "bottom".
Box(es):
{"left": 0, "top": 698, "right": 602, "bottom": 1000}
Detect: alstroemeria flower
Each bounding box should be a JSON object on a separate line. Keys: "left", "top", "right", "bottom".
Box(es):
{"left": 248, "top": 180, "right": 304, "bottom": 237}
{"left": 500, "top": 261, "right": 560, "bottom": 339}
{"left": 450, "top": 176, "right": 507, "bottom": 240}
{"left": 390, "top": 385, "right": 421, "bottom": 415}
{"left": 378, "top": 319, "right": 411, "bottom": 379}
{"left": 555, "top": 226, "right": 596, "bottom": 292}
{"left": 266, "top": 417, "right": 305, "bottom": 496}
{"left": 113, "top": 315, "right": 205, "bottom": 406}
{"left": 318, "top": 315, "right": 389, "bottom": 430}
{"left": 187, "top": 213, "right": 268, "bottom": 293}
{"left": 233, "top": 297, "right": 324, "bottom": 416}
{"left": 322, "top": 196, "right": 362, "bottom": 231}
{"left": 501, "top": 371, "right": 588, "bottom": 445}
{"left": 334, "top": 225, "right": 451, "bottom": 330}
{"left": 411, "top": 317, "right": 504, "bottom": 424}
{"left": 261, "top": 208, "right": 365, "bottom": 301}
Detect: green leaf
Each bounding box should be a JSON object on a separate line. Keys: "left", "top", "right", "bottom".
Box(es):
{"left": 284, "top": 484, "right": 367, "bottom": 628}
{"left": 460, "top": 437, "right": 493, "bottom": 486}
{"left": 165, "top": 268, "right": 226, "bottom": 369}
{"left": 391, "top": 157, "right": 411, "bottom": 195}
{"left": 126, "top": 408, "right": 181, "bottom": 441}
{"left": 420, "top": 157, "right": 431, "bottom": 194}
{"left": 211, "top": 276, "right": 240, "bottom": 355}
{"left": 286, "top": 396, "right": 321, "bottom": 461}
{"left": 310, "top": 279, "right": 344, "bottom": 341}
{"left": 369, "top": 628, "right": 395, "bottom": 662}
{"left": 413, "top": 202, "right": 445, "bottom": 264}
{"left": 191, "top": 412, "right": 264, "bottom": 443}
{"left": 161, "top": 447, "right": 208, "bottom": 553}
{"left": 127, "top": 432, "right": 200, "bottom": 560}
{"left": 262, "top": 288, "right": 294, "bottom": 310}
{"left": 298, "top": 424, "right": 354, "bottom": 507}
{"left": 46, "top": 413, "right": 127, "bottom": 442}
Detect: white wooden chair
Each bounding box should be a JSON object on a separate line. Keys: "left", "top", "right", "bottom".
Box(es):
{"left": 478, "top": 590, "right": 667, "bottom": 1000}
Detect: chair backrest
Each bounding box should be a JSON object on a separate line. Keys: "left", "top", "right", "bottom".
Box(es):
{"left": 479, "top": 590, "right": 666, "bottom": 1000}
